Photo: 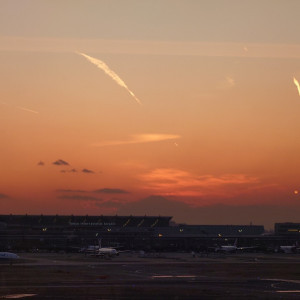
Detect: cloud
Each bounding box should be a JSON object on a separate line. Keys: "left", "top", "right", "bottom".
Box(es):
{"left": 37, "top": 161, "right": 45, "bottom": 166}
{"left": 56, "top": 189, "right": 88, "bottom": 193}
{"left": 60, "top": 169, "right": 77, "bottom": 173}
{"left": 217, "top": 76, "right": 235, "bottom": 90}
{"left": 53, "top": 159, "right": 70, "bottom": 166}
{"left": 55, "top": 188, "right": 128, "bottom": 199}
{"left": 82, "top": 168, "right": 95, "bottom": 174}
{"left": 95, "top": 200, "right": 124, "bottom": 208}
{"left": 94, "top": 188, "right": 129, "bottom": 194}
{"left": 57, "top": 195, "right": 101, "bottom": 201}
{"left": 59, "top": 168, "right": 97, "bottom": 174}
{"left": 139, "top": 168, "right": 259, "bottom": 198}
{"left": 0, "top": 193, "right": 9, "bottom": 199}
{"left": 92, "top": 133, "right": 181, "bottom": 147}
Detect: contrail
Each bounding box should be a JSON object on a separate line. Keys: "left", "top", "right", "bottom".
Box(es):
{"left": 16, "top": 106, "right": 39, "bottom": 114}
{"left": 78, "top": 52, "right": 141, "bottom": 105}
{"left": 293, "top": 77, "right": 300, "bottom": 96}
{"left": 1, "top": 101, "right": 39, "bottom": 114}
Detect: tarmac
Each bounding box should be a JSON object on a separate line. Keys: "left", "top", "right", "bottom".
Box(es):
{"left": 1, "top": 252, "right": 300, "bottom": 299}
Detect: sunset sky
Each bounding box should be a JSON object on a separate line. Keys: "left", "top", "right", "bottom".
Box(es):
{"left": 1, "top": 0, "right": 300, "bottom": 229}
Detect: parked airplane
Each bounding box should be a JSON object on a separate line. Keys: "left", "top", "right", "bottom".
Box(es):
{"left": 97, "top": 239, "right": 119, "bottom": 257}
{"left": 277, "top": 242, "right": 299, "bottom": 254}
{"left": 79, "top": 245, "right": 100, "bottom": 254}
{"left": 215, "top": 238, "right": 238, "bottom": 253}
{"left": 0, "top": 252, "right": 19, "bottom": 259}
{"left": 80, "top": 239, "right": 119, "bottom": 257}
{"left": 279, "top": 245, "right": 296, "bottom": 253}
{"left": 214, "top": 239, "right": 258, "bottom": 253}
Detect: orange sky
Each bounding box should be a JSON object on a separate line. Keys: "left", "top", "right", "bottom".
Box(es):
{"left": 1, "top": 1, "right": 300, "bottom": 229}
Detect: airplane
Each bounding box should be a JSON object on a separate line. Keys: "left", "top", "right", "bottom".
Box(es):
{"left": 214, "top": 239, "right": 258, "bottom": 253}
{"left": 0, "top": 252, "right": 19, "bottom": 259}
{"left": 96, "top": 239, "right": 119, "bottom": 257}
{"left": 80, "top": 239, "right": 119, "bottom": 257}
{"left": 215, "top": 238, "right": 238, "bottom": 253}
{"left": 278, "top": 245, "right": 297, "bottom": 253}
{"left": 277, "top": 242, "right": 299, "bottom": 254}
{"left": 79, "top": 244, "right": 100, "bottom": 255}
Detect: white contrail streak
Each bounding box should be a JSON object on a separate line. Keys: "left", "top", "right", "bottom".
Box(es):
{"left": 16, "top": 106, "right": 39, "bottom": 114}
{"left": 1, "top": 101, "right": 39, "bottom": 114}
{"left": 78, "top": 52, "right": 141, "bottom": 105}
{"left": 293, "top": 77, "right": 300, "bottom": 97}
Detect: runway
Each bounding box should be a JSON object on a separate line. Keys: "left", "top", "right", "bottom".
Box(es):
{"left": 1, "top": 252, "right": 300, "bottom": 299}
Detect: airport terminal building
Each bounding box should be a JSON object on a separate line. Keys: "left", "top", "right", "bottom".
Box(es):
{"left": 0, "top": 214, "right": 268, "bottom": 251}
{"left": 275, "top": 223, "right": 300, "bottom": 236}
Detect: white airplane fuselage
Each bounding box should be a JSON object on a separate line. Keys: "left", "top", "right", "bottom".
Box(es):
{"left": 218, "top": 245, "right": 237, "bottom": 252}
{"left": 96, "top": 238, "right": 119, "bottom": 257}
{"left": 0, "top": 252, "right": 19, "bottom": 259}
{"left": 279, "top": 246, "right": 296, "bottom": 253}
{"left": 215, "top": 238, "right": 238, "bottom": 253}
{"left": 98, "top": 247, "right": 119, "bottom": 256}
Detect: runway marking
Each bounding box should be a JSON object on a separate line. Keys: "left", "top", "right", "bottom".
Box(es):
{"left": 277, "top": 290, "right": 300, "bottom": 293}
{"left": 0, "top": 294, "right": 37, "bottom": 299}
{"left": 152, "top": 275, "right": 196, "bottom": 278}
{"left": 264, "top": 278, "right": 300, "bottom": 284}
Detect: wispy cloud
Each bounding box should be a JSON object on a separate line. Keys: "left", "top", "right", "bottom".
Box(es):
{"left": 50, "top": 162, "right": 97, "bottom": 175}
{"left": 139, "top": 168, "right": 259, "bottom": 198}
{"left": 60, "top": 169, "right": 77, "bottom": 173}
{"left": 92, "top": 133, "right": 181, "bottom": 147}
{"left": 56, "top": 188, "right": 129, "bottom": 195}
{"left": 56, "top": 189, "right": 88, "bottom": 193}
{"left": 78, "top": 52, "right": 141, "bottom": 105}
{"left": 0, "top": 193, "right": 9, "bottom": 199}
{"left": 53, "top": 159, "right": 70, "bottom": 166}
{"left": 95, "top": 199, "right": 124, "bottom": 208}
{"left": 293, "top": 77, "right": 300, "bottom": 96}
{"left": 82, "top": 168, "right": 94, "bottom": 174}
{"left": 57, "top": 195, "right": 101, "bottom": 201}
{"left": 94, "top": 188, "right": 129, "bottom": 194}
{"left": 217, "top": 76, "right": 235, "bottom": 90}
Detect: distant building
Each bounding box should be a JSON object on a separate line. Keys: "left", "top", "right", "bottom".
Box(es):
{"left": 0, "top": 214, "right": 171, "bottom": 251}
{"left": 155, "top": 224, "right": 264, "bottom": 238}
{"left": 0, "top": 214, "right": 264, "bottom": 251}
{"left": 0, "top": 214, "right": 171, "bottom": 228}
{"left": 275, "top": 223, "right": 300, "bottom": 236}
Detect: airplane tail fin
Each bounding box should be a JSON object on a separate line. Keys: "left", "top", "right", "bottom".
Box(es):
{"left": 234, "top": 238, "right": 238, "bottom": 247}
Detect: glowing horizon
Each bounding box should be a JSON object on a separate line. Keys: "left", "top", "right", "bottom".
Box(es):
{"left": 1, "top": 1, "right": 300, "bottom": 228}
